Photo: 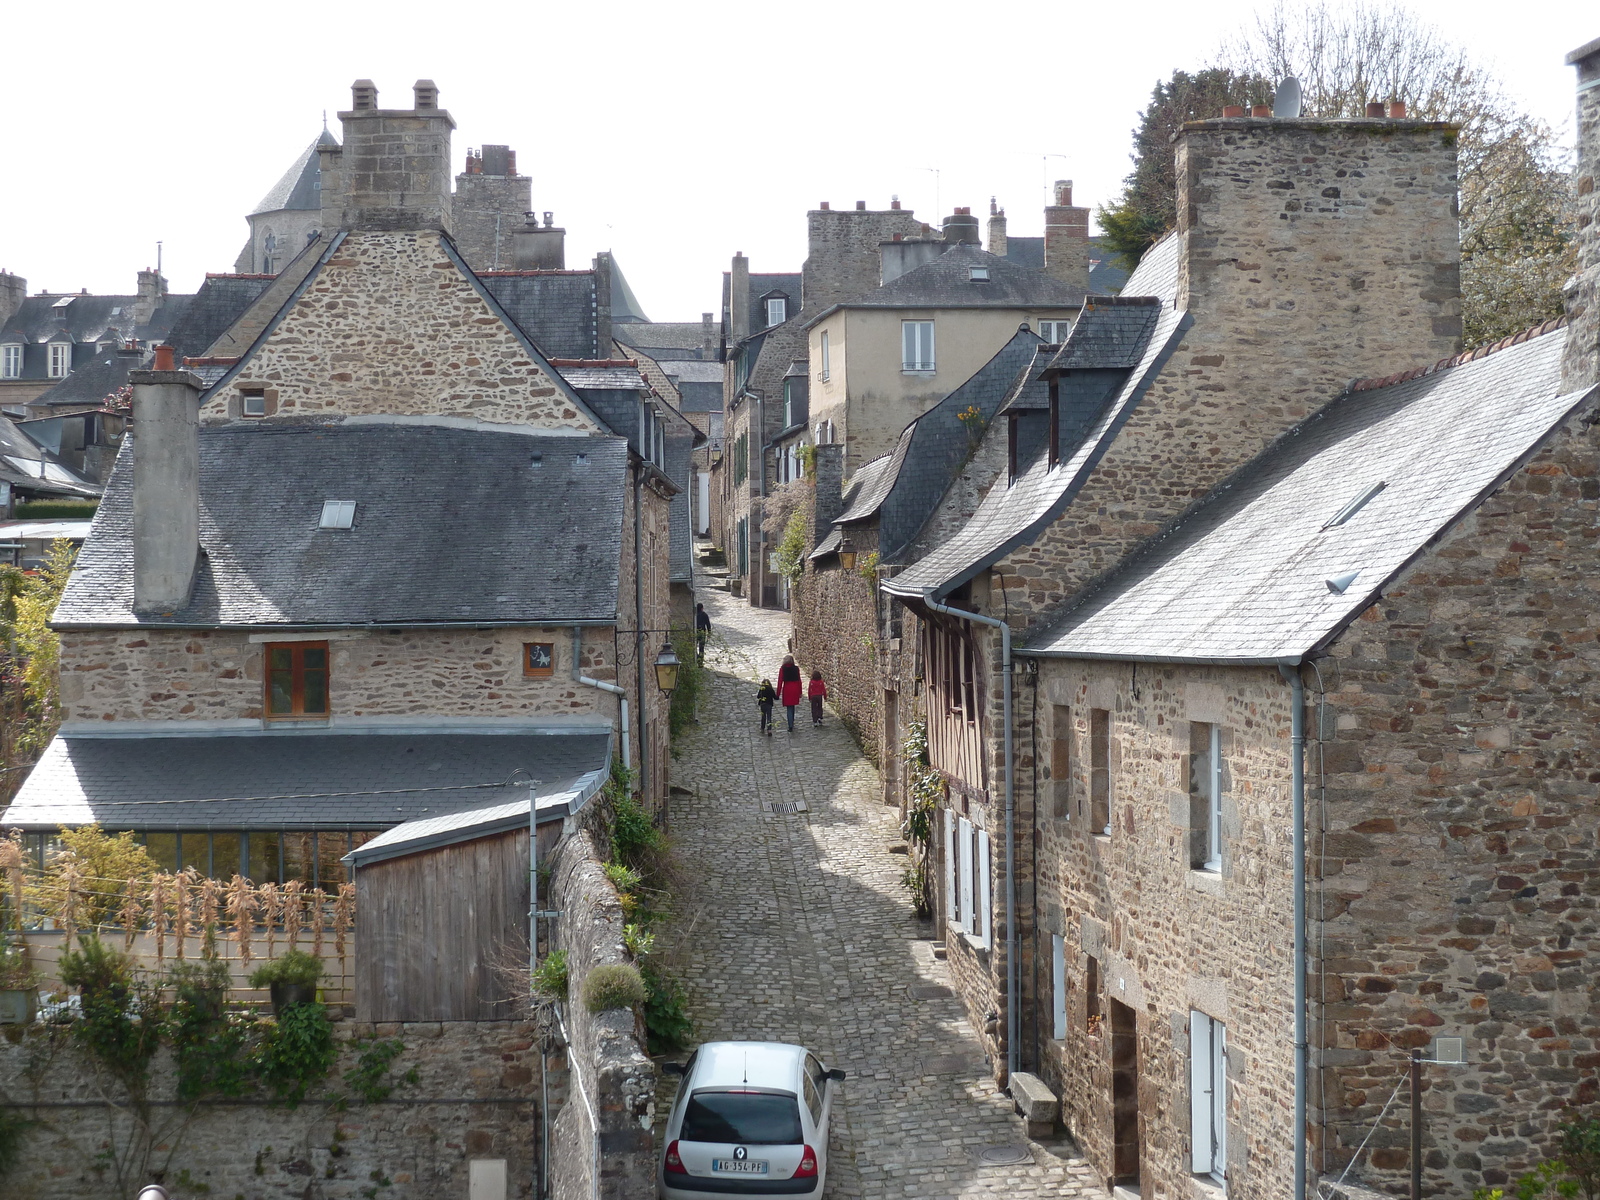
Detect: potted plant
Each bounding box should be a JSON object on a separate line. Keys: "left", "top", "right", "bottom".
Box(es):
{"left": 168, "top": 954, "right": 232, "bottom": 1020}
{"left": 0, "top": 941, "right": 40, "bottom": 1025}
{"left": 249, "top": 950, "right": 324, "bottom": 1015}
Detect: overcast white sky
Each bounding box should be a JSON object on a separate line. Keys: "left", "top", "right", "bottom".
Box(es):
{"left": 0, "top": 0, "right": 1591, "bottom": 322}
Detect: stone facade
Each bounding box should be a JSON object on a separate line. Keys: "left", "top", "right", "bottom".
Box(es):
{"left": 1562, "top": 39, "right": 1600, "bottom": 395}
{"left": 202, "top": 230, "right": 599, "bottom": 429}
{"left": 789, "top": 517, "right": 883, "bottom": 766}
{"left": 802, "top": 205, "right": 923, "bottom": 311}
{"left": 0, "top": 1018, "right": 548, "bottom": 1199}
{"left": 452, "top": 159, "right": 532, "bottom": 274}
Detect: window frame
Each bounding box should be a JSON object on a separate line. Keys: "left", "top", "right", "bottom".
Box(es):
{"left": 901, "top": 320, "right": 935, "bottom": 373}
{"left": 524, "top": 642, "right": 555, "bottom": 678}
{"left": 1190, "top": 722, "right": 1224, "bottom": 872}
{"left": 263, "top": 640, "right": 331, "bottom": 720}
{"left": 1038, "top": 319, "right": 1070, "bottom": 344}
{"left": 1051, "top": 934, "right": 1067, "bottom": 1040}
{"left": 47, "top": 342, "right": 71, "bottom": 379}
{"left": 766, "top": 297, "right": 787, "bottom": 327}
{"left": 1048, "top": 704, "right": 1071, "bottom": 820}
{"left": 1, "top": 344, "right": 20, "bottom": 379}
{"left": 1090, "top": 708, "right": 1111, "bottom": 834}
{"left": 819, "top": 330, "right": 830, "bottom": 382}
{"left": 1190, "top": 1010, "right": 1228, "bottom": 1184}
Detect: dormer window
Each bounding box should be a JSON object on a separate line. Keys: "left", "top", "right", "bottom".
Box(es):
{"left": 766, "top": 297, "right": 787, "bottom": 327}
{"left": 318, "top": 500, "right": 357, "bottom": 529}
{"left": 48, "top": 343, "right": 71, "bottom": 379}
{"left": 1, "top": 345, "right": 19, "bottom": 379}
{"left": 969, "top": 267, "right": 990, "bottom": 281}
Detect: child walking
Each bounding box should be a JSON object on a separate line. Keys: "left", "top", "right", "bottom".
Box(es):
{"left": 755, "top": 679, "right": 777, "bottom": 735}
{"left": 808, "top": 670, "right": 828, "bottom": 726}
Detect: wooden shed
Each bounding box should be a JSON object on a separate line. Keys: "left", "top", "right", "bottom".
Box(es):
{"left": 347, "top": 773, "right": 602, "bottom": 1021}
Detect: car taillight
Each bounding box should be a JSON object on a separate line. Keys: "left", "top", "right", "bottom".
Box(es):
{"left": 664, "top": 1139, "right": 687, "bottom": 1174}
{"left": 793, "top": 1145, "right": 818, "bottom": 1178}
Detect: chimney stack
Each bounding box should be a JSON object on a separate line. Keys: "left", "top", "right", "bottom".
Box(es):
{"left": 513, "top": 212, "right": 566, "bottom": 270}
{"left": 942, "top": 208, "right": 981, "bottom": 245}
{"left": 730, "top": 253, "right": 750, "bottom": 344}
{"left": 987, "top": 198, "right": 1008, "bottom": 257}
{"left": 0, "top": 271, "right": 25, "bottom": 328}
{"left": 593, "top": 253, "right": 614, "bottom": 356}
{"left": 701, "top": 312, "right": 716, "bottom": 361}
{"left": 130, "top": 350, "right": 202, "bottom": 613}
{"left": 812, "top": 443, "right": 846, "bottom": 529}
{"left": 336, "top": 76, "right": 456, "bottom": 233}
{"left": 1043, "top": 180, "right": 1090, "bottom": 291}
{"left": 131, "top": 269, "right": 167, "bottom": 326}
{"left": 1562, "top": 35, "right": 1600, "bottom": 395}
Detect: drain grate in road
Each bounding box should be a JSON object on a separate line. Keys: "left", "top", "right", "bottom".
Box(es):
{"left": 976, "top": 1145, "right": 1033, "bottom": 1166}
{"left": 909, "top": 984, "right": 954, "bottom": 1000}
{"left": 762, "top": 800, "right": 809, "bottom": 815}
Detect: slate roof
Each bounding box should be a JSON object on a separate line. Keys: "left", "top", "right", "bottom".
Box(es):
{"left": 665, "top": 418, "right": 695, "bottom": 584}
{"left": 883, "top": 234, "right": 1188, "bottom": 599}
{"left": 481, "top": 272, "right": 601, "bottom": 359}
{"left": 723, "top": 272, "right": 802, "bottom": 339}
{"left": 2, "top": 728, "right": 610, "bottom": 831}
{"left": 0, "top": 293, "right": 193, "bottom": 381}
{"left": 0, "top": 415, "right": 102, "bottom": 497}
{"left": 609, "top": 258, "right": 651, "bottom": 324}
{"left": 26, "top": 347, "right": 138, "bottom": 410}
{"left": 1045, "top": 297, "right": 1162, "bottom": 371}
{"left": 251, "top": 130, "right": 338, "bottom": 215}
{"left": 805, "top": 245, "right": 1084, "bottom": 325}
{"left": 1023, "top": 328, "right": 1590, "bottom": 663}
{"left": 345, "top": 767, "right": 607, "bottom": 866}
{"left": 616, "top": 323, "right": 710, "bottom": 357}
{"left": 1003, "top": 236, "right": 1130, "bottom": 295}
{"left": 661, "top": 360, "right": 723, "bottom": 384}
{"left": 54, "top": 423, "right": 628, "bottom": 628}
{"left": 165, "top": 275, "right": 278, "bottom": 358}
{"left": 997, "top": 347, "right": 1057, "bottom": 412}
{"left": 557, "top": 365, "right": 648, "bottom": 390}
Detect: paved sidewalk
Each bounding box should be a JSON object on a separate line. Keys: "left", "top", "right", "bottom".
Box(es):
{"left": 661, "top": 584, "right": 1098, "bottom": 1198}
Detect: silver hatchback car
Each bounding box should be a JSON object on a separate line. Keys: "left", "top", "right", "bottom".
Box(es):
{"left": 658, "top": 1041, "right": 846, "bottom": 1199}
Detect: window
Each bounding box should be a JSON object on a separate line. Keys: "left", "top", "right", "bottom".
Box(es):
{"left": 902, "top": 320, "right": 935, "bottom": 372}
{"left": 969, "top": 266, "right": 990, "bottom": 281}
{"left": 524, "top": 642, "right": 555, "bottom": 677}
{"left": 1038, "top": 320, "right": 1070, "bottom": 343}
{"left": 1051, "top": 934, "right": 1067, "bottom": 1040}
{"left": 1190, "top": 1011, "right": 1228, "bottom": 1184}
{"left": 1049, "top": 704, "right": 1071, "bottom": 819}
{"left": 1090, "top": 708, "right": 1111, "bottom": 834}
{"left": 802, "top": 1054, "right": 827, "bottom": 1124}
{"left": 784, "top": 376, "right": 804, "bottom": 429}
{"left": 766, "top": 297, "right": 787, "bottom": 327}
{"left": 318, "top": 500, "right": 357, "bottom": 529}
{"left": 2, "top": 344, "right": 21, "bottom": 378}
{"left": 265, "top": 641, "right": 330, "bottom": 718}
{"left": 950, "top": 815, "right": 991, "bottom": 948}
{"left": 732, "top": 432, "right": 748, "bottom": 486}
{"left": 819, "top": 330, "right": 830, "bottom": 382}
{"left": 241, "top": 388, "right": 267, "bottom": 417}
{"left": 48, "top": 343, "right": 71, "bottom": 378}
{"left": 1190, "top": 722, "right": 1224, "bottom": 872}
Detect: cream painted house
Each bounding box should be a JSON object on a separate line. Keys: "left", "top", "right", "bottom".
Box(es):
{"left": 801, "top": 244, "right": 1085, "bottom": 475}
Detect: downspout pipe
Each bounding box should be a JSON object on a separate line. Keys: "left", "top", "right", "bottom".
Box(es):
{"left": 1278, "top": 662, "right": 1308, "bottom": 1200}
{"left": 634, "top": 459, "right": 648, "bottom": 791}
{"left": 574, "top": 628, "right": 630, "bottom": 772}
{"left": 923, "top": 589, "right": 1017, "bottom": 1082}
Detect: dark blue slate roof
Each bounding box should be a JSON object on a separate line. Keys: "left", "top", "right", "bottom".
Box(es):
{"left": 481, "top": 272, "right": 601, "bottom": 359}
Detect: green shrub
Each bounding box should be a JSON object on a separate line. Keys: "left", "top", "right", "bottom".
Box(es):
{"left": 58, "top": 933, "right": 133, "bottom": 994}
{"left": 531, "top": 949, "right": 568, "bottom": 999}
{"left": 255, "top": 1001, "right": 337, "bottom": 1108}
{"left": 248, "top": 949, "right": 324, "bottom": 989}
{"left": 622, "top": 923, "right": 655, "bottom": 958}
{"left": 14, "top": 501, "right": 96, "bottom": 520}
{"left": 0, "top": 942, "right": 39, "bottom": 990}
{"left": 168, "top": 954, "right": 232, "bottom": 1011}
{"left": 603, "top": 862, "right": 642, "bottom": 893}
{"left": 640, "top": 962, "right": 692, "bottom": 1052}
{"left": 583, "top": 963, "right": 646, "bottom": 1013}
{"left": 610, "top": 792, "right": 661, "bottom": 866}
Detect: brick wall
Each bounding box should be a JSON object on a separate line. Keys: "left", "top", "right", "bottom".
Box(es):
{"left": 201, "top": 230, "right": 600, "bottom": 430}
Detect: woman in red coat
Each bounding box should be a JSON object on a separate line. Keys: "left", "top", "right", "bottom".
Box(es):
{"left": 777, "top": 655, "right": 803, "bottom": 733}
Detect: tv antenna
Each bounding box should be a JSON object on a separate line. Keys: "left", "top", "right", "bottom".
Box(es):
{"left": 1273, "top": 76, "right": 1303, "bottom": 119}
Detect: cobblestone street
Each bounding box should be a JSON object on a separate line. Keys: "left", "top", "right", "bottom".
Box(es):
{"left": 661, "top": 583, "right": 1098, "bottom": 1198}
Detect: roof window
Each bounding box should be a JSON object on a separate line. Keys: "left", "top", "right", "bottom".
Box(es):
{"left": 530, "top": 453, "right": 543, "bottom": 469}
{"left": 318, "top": 500, "right": 357, "bottom": 530}
{"left": 969, "top": 267, "right": 990, "bottom": 281}
{"left": 51, "top": 296, "right": 74, "bottom": 309}
{"left": 1324, "top": 481, "right": 1386, "bottom": 528}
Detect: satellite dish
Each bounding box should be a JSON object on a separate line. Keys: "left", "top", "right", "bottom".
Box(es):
{"left": 1273, "top": 76, "right": 1303, "bottom": 119}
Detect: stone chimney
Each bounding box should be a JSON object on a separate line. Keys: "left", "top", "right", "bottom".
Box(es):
{"left": 1043, "top": 181, "right": 1089, "bottom": 291}
{"left": 335, "top": 77, "right": 456, "bottom": 233}
{"left": 987, "top": 199, "right": 1008, "bottom": 257}
{"left": 701, "top": 312, "right": 716, "bottom": 361}
{"left": 0, "top": 271, "right": 24, "bottom": 328}
{"left": 512, "top": 212, "right": 566, "bottom": 270}
{"left": 729, "top": 253, "right": 750, "bottom": 344}
{"left": 812, "top": 443, "right": 846, "bottom": 529}
{"left": 593, "top": 253, "right": 614, "bottom": 355}
{"left": 802, "top": 203, "right": 923, "bottom": 311}
{"left": 454, "top": 145, "right": 532, "bottom": 271}
{"left": 130, "top": 345, "right": 202, "bottom": 613}
{"left": 130, "top": 269, "right": 168, "bottom": 326}
{"left": 1562, "top": 36, "right": 1600, "bottom": 394}
{"left": 942, "top": 207, "right": 981, "bottom": 245}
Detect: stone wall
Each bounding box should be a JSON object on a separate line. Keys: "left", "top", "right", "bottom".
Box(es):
{"left": 801, "top": 207, "right": 924, "bottom": 310}
{"left": 0, "top": 1017, "right": 547, "bottom": 1199}
{"left": 547, "top": 827, "right": 656, "bottom": 1200}
{"left": 58, "top": 625, "right": 616, "bottom": 725}
{"left": 789, "top": 524, "right": 882, "bottom": 766}
{"left": 452, "top": 173, "right": 531, "bottom": 274}
{"left": 1562, "top": 39, "right": 1600, "bottom": 394}
{"left": 200, "top": 230, "right": 600, "bottom": 430}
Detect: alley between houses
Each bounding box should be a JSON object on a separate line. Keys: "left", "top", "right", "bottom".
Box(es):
{"left": 661, "top": 583, "right": 1098, "bottom": 1199}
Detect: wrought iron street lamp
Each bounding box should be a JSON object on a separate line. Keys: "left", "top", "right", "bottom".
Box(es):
{"left": 654, "top": 641, "right": 680, "bottom": 695}
{"left": 838, "top": 540, "right": 857, "bottom": 570}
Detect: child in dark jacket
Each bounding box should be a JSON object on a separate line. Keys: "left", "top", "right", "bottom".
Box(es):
{"left": 808, "top": 671, "right": 828, "bottom": 726}
{"left": 756, "top": 680, "right": 777, "bottom": 735}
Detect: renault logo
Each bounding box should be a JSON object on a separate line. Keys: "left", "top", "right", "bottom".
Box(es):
{"left": 733, "top": 1146, "right": 747, "bottom": 1161}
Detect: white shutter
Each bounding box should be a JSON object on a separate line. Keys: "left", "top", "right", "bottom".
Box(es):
{"left": 944, "top": 808, "right": 957, "bottom": 930}
{"left": 957, "top": 817, "right": 973, "bottom": 934}
{"left": 1051, "top": 935, "right": 1067, "bottom": 1040}
{"left": 976, "top": 828, "right": 991, "bottom": 948}
{"left": 1212, "top": 1021, "right": 1228, "bottom": 1180}
{"left": 1190, "top": 1011, "right": 1211, "bottom": 1173}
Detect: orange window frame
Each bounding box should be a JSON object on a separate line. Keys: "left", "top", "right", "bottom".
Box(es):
{"left": 524, "top": 642, "right": 555, "bottom": 678}
{"left": 264, "top": 641, "right": 331, "bottom": 718}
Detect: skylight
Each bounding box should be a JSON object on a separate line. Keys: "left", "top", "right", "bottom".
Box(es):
{"left": 319, "top": 500, "right": 357, "bottom": 529}
{"left": 1325, "top": 481, "right": 1386, "bottom": 528}
{"left": 969, "top": 267, "right": 990, "bottom": 281}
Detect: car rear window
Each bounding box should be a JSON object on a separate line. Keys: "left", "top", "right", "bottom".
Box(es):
{"left": 682, "top": 1091, "right": 804, "bottom": 1145}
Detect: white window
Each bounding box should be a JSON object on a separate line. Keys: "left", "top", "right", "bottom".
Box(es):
{"left": 902, "top": 320, "right": 935, "bottom": 372}
{"left": 47, "top": 343, "right": 71, "bottom": 378}
{"left": 975, "top": 828, "right": 991, "bottom": 949}
{"left": 766, "top": 297, "right": 787, "bottom": 327}
{"left": 950, "top": 815, "right": 990, "bottom": 948}
{"left": 1038, "top": 320, "right": 1071, "bottom": 343}
{"left": 957, "top": 816, "right": 973, "bottom": 934}
{"left": 1, "top": 345, "right": 19, "bottom": 379}
{"left": 1051, "top": 935, "right": 1067, "bottom": 1040}
{"left": 241, "top": 390, "right": 267, "bottom": 417}
{"left": 1191, "top": 723, "right": 1223, "bottom": 872}
{"left": 1190, "top": 1011, "right": 1228, "bottom": 1184}
{"left": 819, "top": 330, "right": 830, "bottom": 382}
{"left": 968, "top": 266, "right": 990, "bottom": 281}
{"left": 318, "top": 500, "right": 357, "bottom": 529}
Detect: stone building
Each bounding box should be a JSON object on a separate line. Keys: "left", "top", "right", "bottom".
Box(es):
{"left": 3, "top": 79, "right": 679, "bottom": 877}
{"left": 233, "top": 128, "right": 340, "bottom": 275}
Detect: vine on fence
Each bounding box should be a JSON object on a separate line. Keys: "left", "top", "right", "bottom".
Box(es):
{"left": 900, "top": 720, "right": 943, "bottom": 919}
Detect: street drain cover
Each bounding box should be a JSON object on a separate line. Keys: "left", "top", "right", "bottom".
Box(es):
{"left": 762, "top": 800, "right": 809, "bottom": 815}
{"left": 977, "top": 1145, "right": 1032, "bottom": 1166}
{"left": 909, "top": 985, "right": 953, "bottom": 1000}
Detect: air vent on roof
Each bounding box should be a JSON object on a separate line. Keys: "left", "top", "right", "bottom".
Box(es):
{"left": 1325, "top": 570, "right": 1361, "bottom": 595}
{"left": 969, "top": 267, "right": 990, "bottom": 281}
{"left": 1325, "top": 481, "right": 1386, "bottom": 528}
{"left": 319, "top": 500, "right": 357, "bottom": 529}
{"left": 574, "top": 452, "right": 588, "bottom": 467}
{"left": 530, "top": 453, "right": 543, "bottom": 468}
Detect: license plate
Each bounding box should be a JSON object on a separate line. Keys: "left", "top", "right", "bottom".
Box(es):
{"left": 712, "top": 1159, "right": 769, "bottom": 1174}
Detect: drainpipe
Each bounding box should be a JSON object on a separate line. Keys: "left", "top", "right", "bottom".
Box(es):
{"left": 1278, "top": 662, "right": 1308, "bottom": 1200}
{"left": 574, "top": 627, "right": 630, "bottom": 772}
{"left": 634, "top": 460, "right": 648, "bottom": 794}
{"left": 922, "top": 589, "right": 1017, "bottom": 1082}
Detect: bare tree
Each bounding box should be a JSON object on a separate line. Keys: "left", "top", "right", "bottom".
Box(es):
{"left": 1215, "top": 0, "right": 1575, "bottom": 347}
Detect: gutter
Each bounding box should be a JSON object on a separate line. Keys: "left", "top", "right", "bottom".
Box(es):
{"left": 572, "top": 630, "right": 630, "bottom": 773}
{"left": 50, "top": 618, "right": 620, "bottom": 633}
{"left": 1277, "top": 663, "right": 1308, "bottom": 1200}
{"left": 921, "top": 590, "right": 1019, "bottom": 1083}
